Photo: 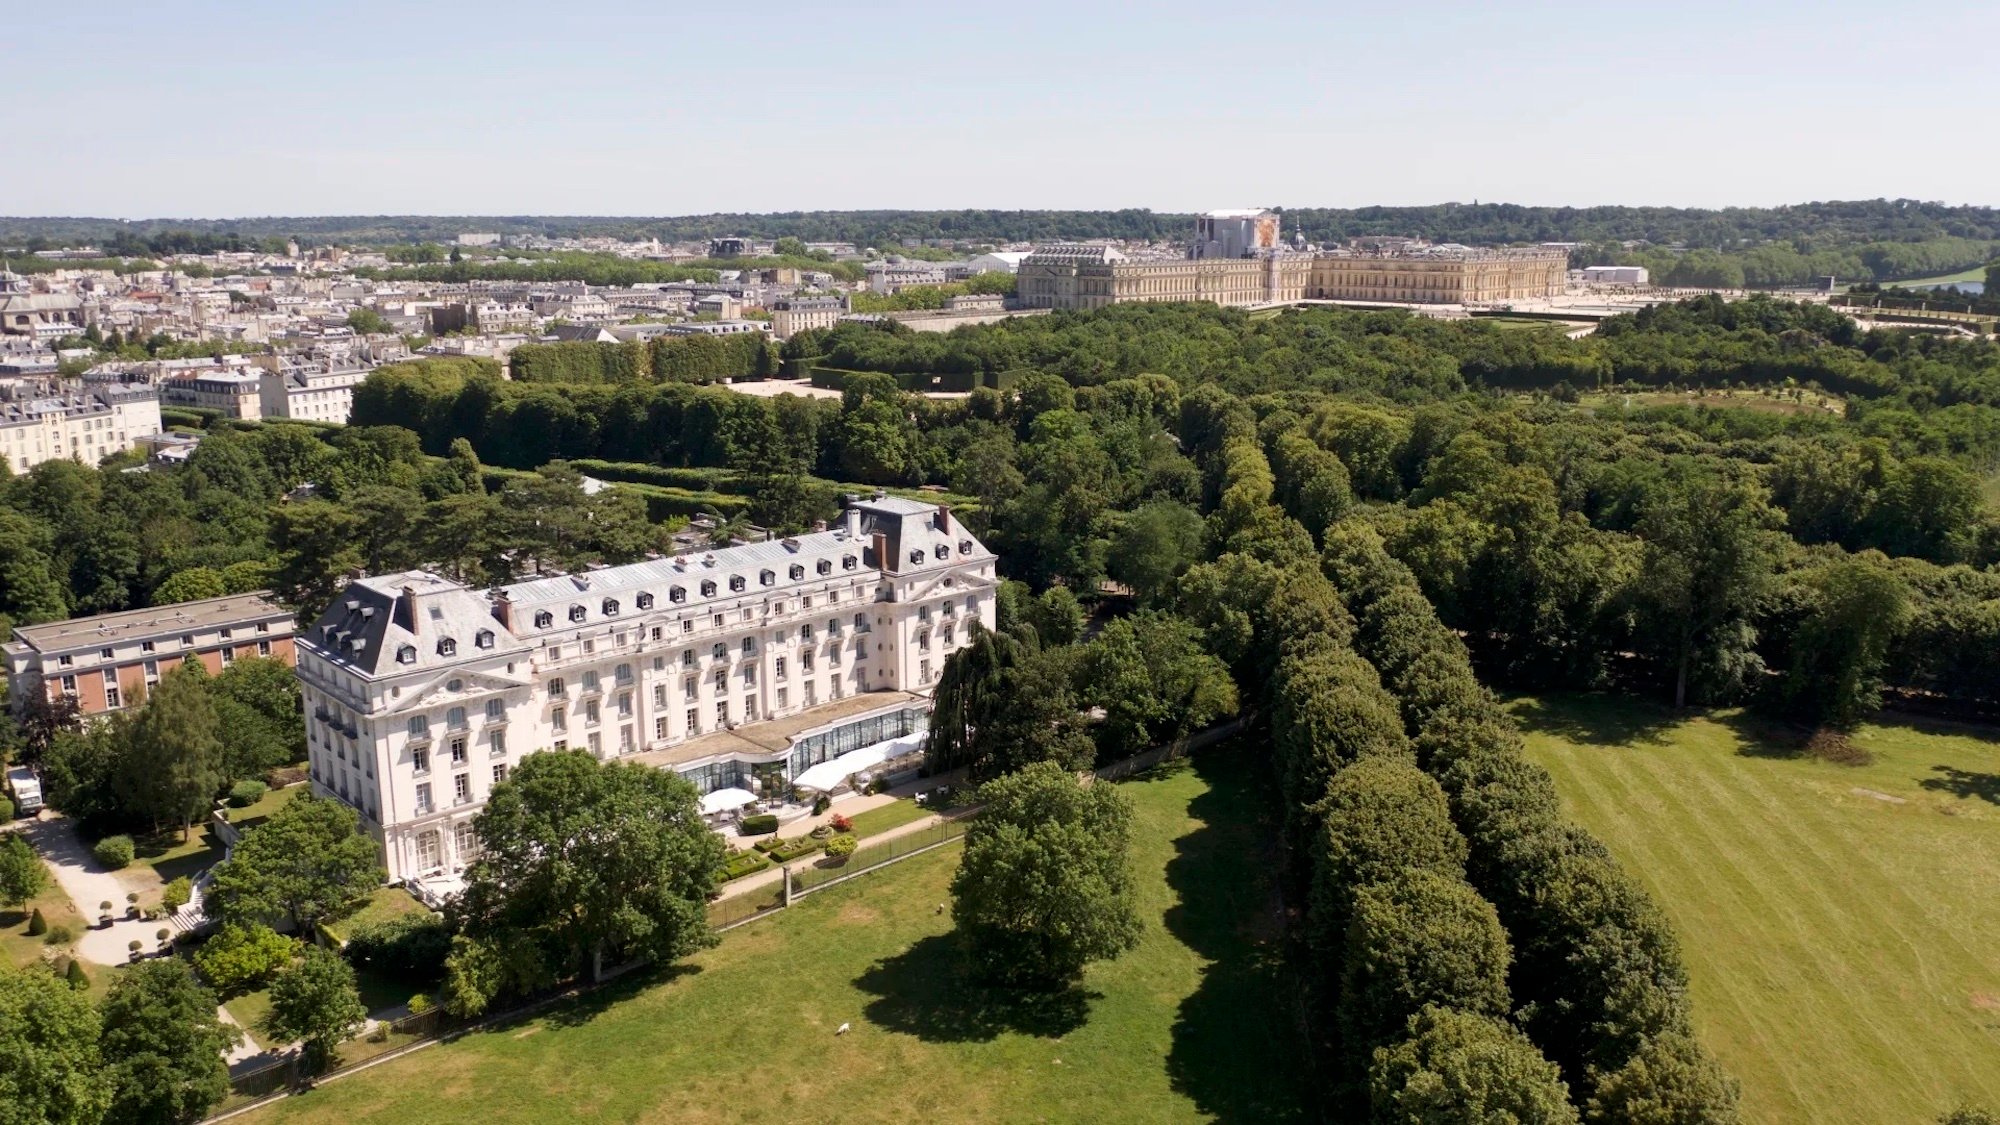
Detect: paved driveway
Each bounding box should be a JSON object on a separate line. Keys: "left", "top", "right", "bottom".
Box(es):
{"left": 20, "top": 815, "right": 184, "bottom": 966}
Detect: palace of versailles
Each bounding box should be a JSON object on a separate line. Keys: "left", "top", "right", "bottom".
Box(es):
{"left": 1015, "top": 209, "right": 1569, "bottom": 311}
{"left": 296, "top": 495, "right": 996, "bottom": 886}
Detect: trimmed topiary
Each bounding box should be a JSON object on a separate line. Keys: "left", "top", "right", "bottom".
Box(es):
{"left": 65, "top": 958, "right": 88, "bottom": 990}
{"left": 228, "top": 779, "right": 270, "bottom": 807}
{"left": 26, "top": 908, "right": 46, "bottom": 936}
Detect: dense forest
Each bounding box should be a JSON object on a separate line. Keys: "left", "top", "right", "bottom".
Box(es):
{"left": 13, "top": 292, "right": 2000, "bottom": 1117}
{"left": 7, "top": 199, "right": 2000, "bottom": 281}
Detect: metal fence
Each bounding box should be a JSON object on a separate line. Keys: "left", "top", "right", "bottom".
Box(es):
{"left": 787, "top": 814, "right": 972, "bottom": 897}
{"left": 219, "top": 1005, "right": 456, "bottom": 1114}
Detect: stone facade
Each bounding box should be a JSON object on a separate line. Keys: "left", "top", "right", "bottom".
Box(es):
{"left": 1018, "top": 243, "right": 1567, "bottom": 312}
{"left": 1305, "top": 248, "right": 1568, "bottom": 304}
{"left": 296, "top": 495, "right": 997, "bottom": 883}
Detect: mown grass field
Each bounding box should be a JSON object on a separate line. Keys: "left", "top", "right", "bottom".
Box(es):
{"left": 246, "top": 751, "right": 1308, "bottom": 1125}
{"left": 1513, "top": 694, "right": 2000, "bottom": 1125}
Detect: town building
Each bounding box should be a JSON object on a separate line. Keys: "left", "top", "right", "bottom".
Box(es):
{"left": 4, "top": 592, "right": 297, "bottom": 716}
{"left": 257, "top": 359, "right": 369, "bottom": 424}
{"left": 161, "top": 370, "right": 263, "bottom": 418}
{"left": 0, "top": 381, "right": 161, "bottom": 473}
{"left": 295, "top": 496, "right": 997, "bottom": 884}
{"left": 769, "top": 295, "right": 850, "bottom": 339}
{"left": 661, "top": 320, "right": 767, "bottom": 337}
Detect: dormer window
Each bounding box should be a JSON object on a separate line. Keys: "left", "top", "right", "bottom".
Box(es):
{"left": 437, "top": 638, "right": 457, "bottom": 657}
{"left": 760, "top": 570, "right": 775, "bottom": 586}
{"left": 789, "top": 564, "right": 805, "bottom": 580}
{"left": 729, "top": 575, "right": 746, "bottom": 592}
{"left": 602, "top": 598, "right": 620, "bottom": 616}
{"left": 475, "top": 629, "right": 494, "bottom": 649}
{"left": 959, "top": 539, "right": 973, "bottom": 554}
{"left": 934, "top": 544, "right": 950, "bottom": 560}
{"left": 842, "top": 555, "right": 857, "bottom": 570}
{"left": 534, "top": 610, "right": 553, "bottom": 629}
{"left": 569, "top": 605, "right": 587, "bottom": 623}
{"left": 909, "top": 549, "right": 924, "bottom": 565}
{"left": 396, "top": 644, "right": 417, "bottom": 665}
{"left": 636, "top": 592, "right": 654, "bottom": 610}
{"left": 817, "top": 559, "right": 832, "bottom": 575}
{"left": 700, "top": 580, "right": 716, "bottom": 597}
{"left": 670, "top": 586, "right": 687, "bottom": 603}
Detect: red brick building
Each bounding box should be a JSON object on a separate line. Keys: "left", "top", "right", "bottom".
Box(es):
{"left": 4, "top": 592, "right": 297, "bottom": 716}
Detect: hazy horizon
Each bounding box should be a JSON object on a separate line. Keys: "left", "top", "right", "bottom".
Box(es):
{"left": 7, "top": 0, "right": 1995, "bottom": 217}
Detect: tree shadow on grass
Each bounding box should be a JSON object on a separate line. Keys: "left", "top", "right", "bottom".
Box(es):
{"left": 1163, "top": 747, "right": 1314, "bottom": 1123}
{"left": 853, "top": 934, "right": 1095, "bottom": 1042}
{"left": 1919, "top": 766, "right": 2000, "bottom": 805}
{"left": 1505, "top": 692, "right": 1680, "bottom": 748}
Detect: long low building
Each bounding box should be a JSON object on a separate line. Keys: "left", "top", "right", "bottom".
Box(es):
{"left": 4, "top": 591, "right": 297, "bottom": 716}
{"left": 0, "top": 381, "right": 161, "bottom": 473}
{"left": 296, "top": 495, "right": 997, "bottom": 884}
{"left": 1015, "top": 242, "right": 1568, "bottom": 311}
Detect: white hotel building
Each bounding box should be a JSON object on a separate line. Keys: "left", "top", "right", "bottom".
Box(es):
{"left": 296, "top": 496, "right": 996, "bottom": 884}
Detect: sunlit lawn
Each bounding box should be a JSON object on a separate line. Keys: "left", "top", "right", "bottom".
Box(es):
{"left": 844, "top": 797, "right": 931, "bottom": 838}
{"left": 1513, "top": 693, "right": 2000, "bottom": 1125}
{"left": 245, "top": 750, "right": 1310, "bottom": 1124}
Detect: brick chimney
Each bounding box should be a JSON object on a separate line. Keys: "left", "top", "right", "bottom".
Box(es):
{"left": 491, "top": 589, "right": 513, "bottom": 631}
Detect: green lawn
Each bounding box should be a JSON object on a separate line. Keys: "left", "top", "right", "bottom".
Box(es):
{"left": 128, "top": 824, "right": 226, "bottom": 888}
{"left": 844, "top": 797, "right": 931, "bottom": 837}
{"left": 226, "top": 986, "right": 276, "bottom": 1048}
{"left": 320, "top": 886, "right": 432, "bottom": 946}
{"left": 1872, "top": 265, "right": 1989, "bottom": 289}
{"left": 226, "top": 783, "right": 305, "bottom": 827}
{"left": 1, "top": 870, "right": 87, "bottom": 974}
{"left": 1512, "top": 694, "right": 2000, "bottom": 1125}
{"left": 244, "top": 750, "right": 1309, "bottom": 1124}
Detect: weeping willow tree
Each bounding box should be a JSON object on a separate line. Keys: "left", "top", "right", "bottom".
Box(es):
{"left": 924, "top": 623, "right": 1093, "bottom": 780}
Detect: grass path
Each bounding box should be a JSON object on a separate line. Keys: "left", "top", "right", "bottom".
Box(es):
{"left": 245, "top": 751, "right": 1308, "bottom": 1125}
{"left": 1512, "top": 695, "right": 2000, "bottom": 1125}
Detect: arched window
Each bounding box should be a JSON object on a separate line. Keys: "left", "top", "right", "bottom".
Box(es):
{"left": 437, "top": 637, "right": 457, "bottom": 657}
{"left": 670, "top": 586, "right": 686, "bottom": 603}
{"left": 934, "top": 544, "right": 949, "bottom": 560}
{"left": 817, "top": 559, "right": 832, "bottom": 575}
{"left": 729, "top": 575, "right": 746, "bottom": 592}
{"left": 842, "top": 555, "right": 857, "bottom": 570}
{"left": 636, "top": 592, "right": 654, "bottom": 610}
{"left": 700, "top": 580, "right": 716, "bottom": 597}
{"left": 396, "top": 644, "right": 416, "bottom": 664}
{"left": 533, "top": 611, "right": 553, "bottom": 629}
{"left": 789, "top": 564, "right": 805, "bottom": 581}
{"left": 602, "top": 598, "right": 620, "bottom": 616}
{"left": 569, "top": 605, "right": 587, "bottom": 623}
{"left": 759, "top": 570, "right": 775, "bottom": 586}
{"left": 474, "top": 629, "right": 494, "bottom": 649}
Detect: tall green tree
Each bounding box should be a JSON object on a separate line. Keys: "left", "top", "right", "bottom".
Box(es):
{"left": 924, "top": 625, "right": 1093, "bottom": 780}
{"left": 1582, "top": 1031, "right": 1741, "bottom": 1125}
{"left": 445, "top": 752, "right": 724, "bottom": 1016}
{"left": 263, "top": 947, "right": 366, "bottom": 1075}
{"left": 1075, "top": 611, "right": 1238, "bottom": 759}
{"left": 949, "top": 761, "right": 1141, "bottom": 987}
{"left": 1106, "top": 500, "right": 1205, "bottom": 605}
{"left": 99, "top": 960, "right": 239, "bottom": 1125}
{"left": 0, "top": 833, "right": 48, "bottom": 912}
{"left": 1633, "top": 467, "right": 1782, "bottom": 707}
{"left": 1340, "top": 869, "right": 1513, "bottom": 1060}
{"left": 0, "top": 962, "right": 111, "bottom": 1125}
{"left": 118, "top": 662, "right": 225, "bottom": 838}
{"left": 1369, "top": 1005, "right": 1577, "bottom": 1125}
{"left": 1778, "top": 558, "right": 1910, "bottom": 727}
{"left": 204, "top": 794, "right": 381, "bottom": 935}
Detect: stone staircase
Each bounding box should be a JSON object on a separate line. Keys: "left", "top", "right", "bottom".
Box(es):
{"left": 167, "top": 848, "right": 225, "bottom": 936}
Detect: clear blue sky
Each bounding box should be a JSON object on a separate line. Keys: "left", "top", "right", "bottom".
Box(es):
{"left": 7, "top": 0, "right": 1994, "bottom": 218}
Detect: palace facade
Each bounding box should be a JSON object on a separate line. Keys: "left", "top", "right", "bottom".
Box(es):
{"left": 295, "top": 495, "right": 996, "bottom": 883}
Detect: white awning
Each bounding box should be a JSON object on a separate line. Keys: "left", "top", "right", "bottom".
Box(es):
{"left": 700, "top": 787, "right": 759, "bottom": 815}
{"left": 793, "top": 733, "right": 925, "bottom": 793}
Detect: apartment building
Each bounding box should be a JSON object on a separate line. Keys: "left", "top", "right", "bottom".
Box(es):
{"left": 161, "top": 370, "right": 262, "bottom": 418}
{"left": 0, "top": 382, "right": 162, "bottom": 473}
{"left": 769, "top": 295, "right": 850, "bottom": 339}
{"left": 295, "top": 495, "right": 997, "bottom": 883}
{"left": 257, "top": 361, "right": 369, "bottom": 424}
{"left": 3, "top": 592, "right": 298, "bottom": 716}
